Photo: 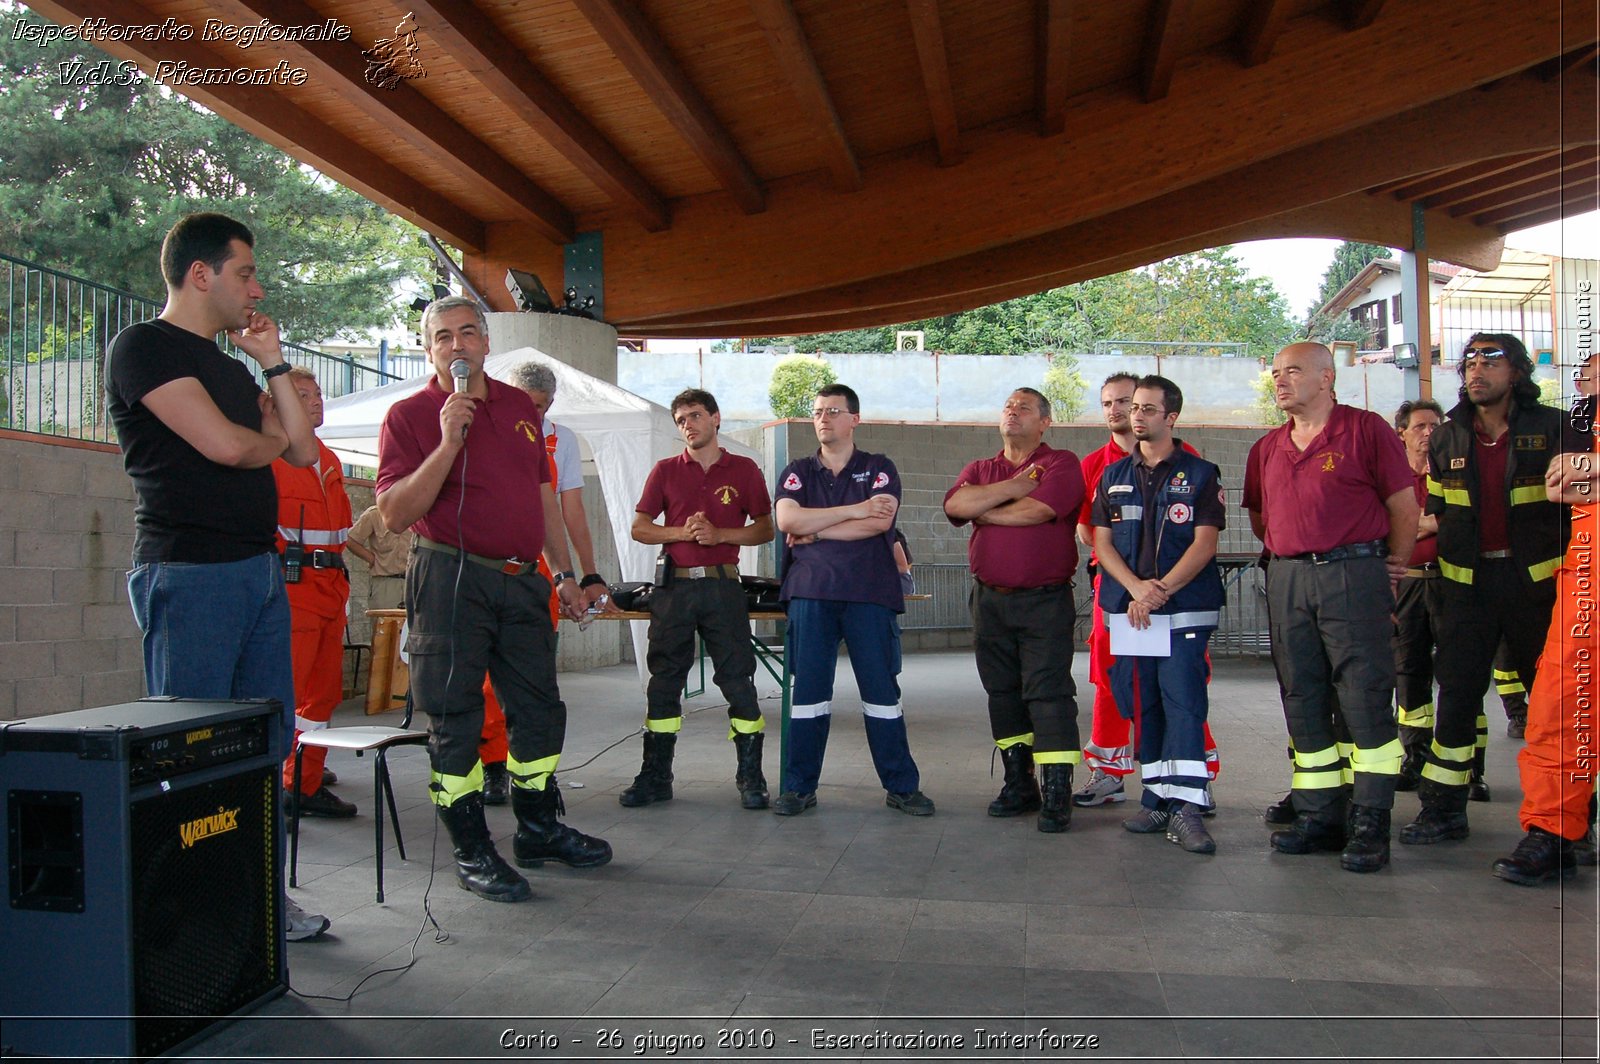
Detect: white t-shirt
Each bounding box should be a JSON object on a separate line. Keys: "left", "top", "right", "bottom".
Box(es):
{"left": 550, "top": 421, "right": 581, "bottom": 494}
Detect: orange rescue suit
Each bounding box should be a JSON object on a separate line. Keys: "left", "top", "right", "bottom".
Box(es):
{"left": 274, "top": 440, "right": 354, "bottom": 793}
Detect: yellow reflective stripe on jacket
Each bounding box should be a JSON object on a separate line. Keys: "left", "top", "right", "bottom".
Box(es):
{"left": 1426, "top": 476, "right": 1444, "bottom": 499}
{"left": 1439, "top": 559, "right": 1474, "bottom": 584}
{"left": 1509, "top": 484, "right": 1547, "bottom": 506}
{"left": 1527, "top": 555, "right": 1562, "bottom": 583}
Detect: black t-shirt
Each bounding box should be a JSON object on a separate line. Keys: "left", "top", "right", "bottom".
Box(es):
{"left": 105, "top": 319, "right": 276, "bottom": 564}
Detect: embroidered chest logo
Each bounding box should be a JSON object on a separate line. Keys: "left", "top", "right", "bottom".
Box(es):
{"left": 715, "top": 484, "right": 740, "bottom": 505}
{"left": 514, "top": 419, "right": 540, "bottom": 444}
{"left": 1450, "top": 457, "right": 1467, "bottom": 470}
{"left": 872, "top": 471, "right": 891, "bottom": 489}
{"left": 1168, "top": 502, "right": 1192, "bottom": 525}
{"left": 783, "top": 472, "right": 802, "bottom": 491}
{"left": 1316, "top": 450, "right": 1344, "bottom": 473}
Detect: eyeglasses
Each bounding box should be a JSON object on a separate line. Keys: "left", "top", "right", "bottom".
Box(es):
{"left": 1461, "top": 345, "right": 1506, "bottom": 360}
{"left": 811, "top": 406, "right": 849, "bottom": 419}
{"left": 1130, "top": 404, "right": 1168, "bottom": 417}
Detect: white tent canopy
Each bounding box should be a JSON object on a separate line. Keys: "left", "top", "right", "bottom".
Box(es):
{"left": 321, "top": 348, "right": 769, "bottom": 682}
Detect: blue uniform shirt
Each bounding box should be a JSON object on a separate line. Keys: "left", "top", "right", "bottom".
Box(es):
{"left": 776, "top": 448, "right": 904, "bottom": 613}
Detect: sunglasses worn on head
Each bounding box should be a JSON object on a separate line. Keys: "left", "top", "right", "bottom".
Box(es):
{"left": 1461, "top": 346, "right": 1506, "bottom": 360}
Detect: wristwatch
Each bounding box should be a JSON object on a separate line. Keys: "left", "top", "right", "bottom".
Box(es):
{"left": 262, "top": 361, "right": 294, "bottom": 380}
{"left": 553, "top": 570, "right": 577, "bottom": 584}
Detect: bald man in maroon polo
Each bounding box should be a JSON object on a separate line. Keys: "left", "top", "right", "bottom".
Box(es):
{"left": 1242, "top": 341, "right": 1418, "bottom": 874}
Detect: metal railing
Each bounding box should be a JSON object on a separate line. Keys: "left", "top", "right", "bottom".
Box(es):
{"left": 0, "top": 253, "right": 402, "bottom": 444}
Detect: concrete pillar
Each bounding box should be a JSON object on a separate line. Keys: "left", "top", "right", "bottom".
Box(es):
{"left": 486, "top": 313, "right": 619, "bottom": 385}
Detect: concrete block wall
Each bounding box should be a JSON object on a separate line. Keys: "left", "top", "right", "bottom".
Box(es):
{"left": 0, "top": 432, "right": 143, "bottom": 720}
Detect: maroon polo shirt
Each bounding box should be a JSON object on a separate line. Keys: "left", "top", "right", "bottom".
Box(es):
{"left": 1474, "top": 429, "right": 1512, "bottom": 553}
{"left": 1242, "top": 404, "right": 1412, "bottom": 557}
{"left": 636, "top": 447, "right": 772, "bottom": 567}
{"left": 1408, "top": 470, "right": 1439, "bottom": 567}
{"left": 945, "top": 442, "right": 1084, "bottom": 588}
{"left": 376, "top": 376, "right": 551, "bottom": 560}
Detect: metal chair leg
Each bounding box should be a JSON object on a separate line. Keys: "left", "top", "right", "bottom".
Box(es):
{"left": 380, "top": 750, "right": 407, "bottom": 861}
{"left": 372, "top": 752, "right": 386, "bottom": 903}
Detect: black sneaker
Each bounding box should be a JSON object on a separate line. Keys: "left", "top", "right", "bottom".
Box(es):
{"left": 772, "top": 791, "right": 817, "bottom": 816}
{"left": 886, "top": 790, "right": 935, "bottom": 816}
{"left": 287, "top": 785, "right": 357, "bottom": 819}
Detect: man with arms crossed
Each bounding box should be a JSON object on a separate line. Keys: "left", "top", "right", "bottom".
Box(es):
{"left": 943, "top": 388, "right": 1084, "bottom": 831}
{"left": 626, "top": 388, "right": 774, "bottom": 809}
{"left": 773, "top": 384, "right": 933, "bottom": 817}
{"left": 377, "top": 296, "right": 610, "bottom": 903}
{"left": 1242, "top": 342, "right": 1418, "bottom": 873}
{"left": 106, "top": 212, "right": 328, "bottom": 938}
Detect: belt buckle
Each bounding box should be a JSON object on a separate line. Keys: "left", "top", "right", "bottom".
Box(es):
{"left": 501, "top": 558, "right": 525, "bottom": 575}
{"left": 686, "top": 566, "right": 707, "bottom": 579}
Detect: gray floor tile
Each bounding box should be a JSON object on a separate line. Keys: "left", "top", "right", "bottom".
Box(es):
{"left": 883, "top": 961, "right": 1028, "bottom": 1014}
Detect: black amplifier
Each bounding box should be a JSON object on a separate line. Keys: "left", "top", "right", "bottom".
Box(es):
{"left": 1, "top": 698, "right": 286, "bottom": 1060}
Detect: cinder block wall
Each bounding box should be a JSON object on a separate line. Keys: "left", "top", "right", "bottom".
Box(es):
{"left": 0, "top": 432, "right": 143, "bottom": 720}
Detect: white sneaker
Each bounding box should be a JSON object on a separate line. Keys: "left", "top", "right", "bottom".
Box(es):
{"left": 285, "top": 895, "right": 330, "bottom": 942}
{"left": 1072, "top": 768, "right": 1127, "bottom": 807}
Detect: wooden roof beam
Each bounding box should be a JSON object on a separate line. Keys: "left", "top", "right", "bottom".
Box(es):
{"left": 1428, "top": 146, "right": 1600, "bottom": 211}
{"left": 1502, "top": 195, "right": 1600, "bottom": 233}
{"left": 1343, "top": 0, "right": 1387, "bottom": 30}
{"left": 23, "top": 0, "right": 489, "bottom": 250}
{"left": 404, "top": 0, "right": 668, "bottom": 231}
{"left": 1384, "top": 150, "right": 1554, "bottom": 201}
{"left": 1238, "top": 0, "right": 1293, "bottom": 68}
{"left": 1477, "top": 188, "right": 1600, "bottom": 229}
{"left": 1141, "top": 0, "right": 1194, "bottom": 103}
{"left": 1035, "top": 0, "right": 1071, "bottom": 136}
{"left": 748, "top": 0, "right": 863, "bottom": 191}
{"left": 569, "top": 0, "right": 764, "bottom": 214}
{"left": 207, "top": 0, "right": 572, "bottom": 241}
{"left": 906, "top": 0, "right": 962, "bottom": 164}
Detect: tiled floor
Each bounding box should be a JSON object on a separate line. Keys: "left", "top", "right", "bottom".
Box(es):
{"left": 194, "top": 651, "right": 1594, "bottom": 1061}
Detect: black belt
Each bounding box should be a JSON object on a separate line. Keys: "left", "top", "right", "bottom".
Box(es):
{"left": 1277, "top": 539, "right": 1387, "bottom": 565}
{"left": 672, "top": 564, "right": 739, "bottom": 580}
{"left": 977, "top": 579, "right": 1070, "bottom": 596}
{"left": 284, "top": 549, "right": 345, "bottom": 570}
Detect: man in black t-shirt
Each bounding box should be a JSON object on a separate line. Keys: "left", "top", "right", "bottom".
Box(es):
{"left": 105, "top": 212, "right": 326, "bottom": 939}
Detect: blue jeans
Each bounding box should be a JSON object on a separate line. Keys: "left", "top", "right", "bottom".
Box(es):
{"left": 127, "top": 553, "right": 295, "bottom": 756}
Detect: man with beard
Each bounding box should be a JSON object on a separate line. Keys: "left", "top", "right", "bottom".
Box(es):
{"left": 1403, "top": 334, "right": 1582, "bottom": 846}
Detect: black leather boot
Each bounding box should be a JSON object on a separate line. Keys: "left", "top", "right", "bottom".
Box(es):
{"left": 732, "top": 732, "right": 769, "bottom": 810}
{"left": 481, "top": 761, "right": 510, "bottom": 806}
{"left": 437, "top": 794, "right": 531, "bottom": 902}
{"left": 987, "top": 744, "right": 1042, "bottom": 817}
{"left": 1036, "top": 764, "right": 1072, "bottom": 833}
{"left": 1493, "top": 827, "right": 1576, "bottom": 885}
{"left": 618, "top": 732, "right": 676, "bottom": 807}
{"left": 1263, "top": 791, "right": 1297, "bottom": 825}
{"left": 1395, "top": 726, "right": 1428, "bottom": 792}
{"left": 1270, "top": 812, "right": 1347, "bottom": 854}
{"left": 1340, "top": 805, "right": 1391, "bottom": 873}
{"left": 1400, "top": 784, "right": 1470, "bottom": 844}
{"left": 512, "top": 781, "right": 613, "bottom": 868}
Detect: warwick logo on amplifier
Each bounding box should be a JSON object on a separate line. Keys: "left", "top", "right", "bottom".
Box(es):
{"left": 179, "top": 804, "right": 240, "bottom": 848}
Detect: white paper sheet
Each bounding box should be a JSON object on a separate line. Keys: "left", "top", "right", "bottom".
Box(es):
{"left": 1107, "top": 613, "right": 1172, "bottom": 657}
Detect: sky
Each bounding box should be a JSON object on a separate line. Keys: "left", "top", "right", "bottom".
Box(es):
{"left": 646, "top": 209, "right": 1600, "bottom": 355}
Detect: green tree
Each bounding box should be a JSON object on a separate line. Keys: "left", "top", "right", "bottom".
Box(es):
{"left": 1304, "top": 241, "right": 1394, "bottom": 345}
{"left": 768, "top": 355, "right": 838, "bottom": 418}
{"left": 1250, "top": 370, "right": 1287, "bottom": 426}
{"left": 1040, "top": 354, "right": 1087, "bottom": 421}
{"left": 741, "top": 246, "right": 1296, "bottom": 359}
{"left": 0, "top": 3, "right": 430, "bottom": 342}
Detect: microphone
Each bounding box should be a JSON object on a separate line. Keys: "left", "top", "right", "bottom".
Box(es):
{"left": 449, "top": 358, "right": 470, "bottom": 439}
